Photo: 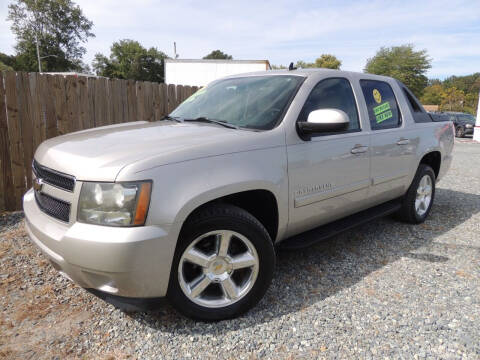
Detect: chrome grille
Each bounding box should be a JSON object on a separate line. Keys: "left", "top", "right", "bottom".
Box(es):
{"left": 34, "top": 191, "right": 71, "bottom": 222}
{"left": 32, "top": 160, "right": 75, "bottom": 192}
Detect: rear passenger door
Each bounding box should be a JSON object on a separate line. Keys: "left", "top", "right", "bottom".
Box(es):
{"left": 359, "top": 79, "right": 416, "bottom": 203}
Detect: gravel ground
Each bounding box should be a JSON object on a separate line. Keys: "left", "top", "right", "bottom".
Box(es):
{"left": 1, "top": 139, "right": 479, "bottom": 359}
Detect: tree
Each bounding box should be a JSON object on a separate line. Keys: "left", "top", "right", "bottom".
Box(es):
{"left": 440, "top": 87, "right": 465, "bottom": 112}
{"left": 420, "top": 84, "right": 446, "bottom": 105}
{"left": 314, "top": 54, "right": 341, "bottom": 69}
{"left": 423, "top": 73, "right": 480, "bottom": 114}
{"left": 295, "top": 60, "right": 313, "bottom": 68}
{"left": 7, "top": 0, "right": 94, "bottom": 72}
{"left": 364, "top": 44, "right": 431, "bottom": 97}
{"left": 203, "top": 50, "right": 232, "bottom": 60}
{"left": 93, "top": 39, "right": 169, "bottom": 82}
{"left": 295, "top": 54, "right": 342, "bottom": 69}
{"left": 0, "top": 52, "right": 17, "bottom": 69}
{"left": 0, "top": 61, "right": 13, "bottom": 71}
{"left": 442, "top": 73, "right": 480, "bottom": 114}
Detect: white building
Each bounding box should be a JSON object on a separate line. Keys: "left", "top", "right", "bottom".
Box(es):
{"left": 164, "top": 59, "right": 271, "bottom": 87}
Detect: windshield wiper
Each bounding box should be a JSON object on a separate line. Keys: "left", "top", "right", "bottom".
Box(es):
{"left": 183, "top": 117, "right": 239, "bottom": 129}
{"left": 162, "top": 115, "right": 183, "bottom": 123}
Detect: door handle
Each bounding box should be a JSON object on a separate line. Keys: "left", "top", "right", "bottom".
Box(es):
{"left": 351, "top": 145, "right": 368, "bottom": 154}
{"left": 397, "top": 138, "right": 410, "bottom": 145}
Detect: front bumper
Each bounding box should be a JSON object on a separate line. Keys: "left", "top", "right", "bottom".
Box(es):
{"left": 23, "top": 189, "right": 177, "bottom": 298}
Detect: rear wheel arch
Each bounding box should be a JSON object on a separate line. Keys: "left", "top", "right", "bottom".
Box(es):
{"left": 418, "top": 151, "right": 441, "bottom": 180}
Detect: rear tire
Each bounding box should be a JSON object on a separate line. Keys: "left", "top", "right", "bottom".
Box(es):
{"left": 397, "top": 164, "right": 436, "bottom": 224}
{"left": 167, "top": 204, "right": 275, "bottom": 321}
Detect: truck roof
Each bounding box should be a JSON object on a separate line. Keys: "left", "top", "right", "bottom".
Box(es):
{"left": 223, "top": 68, "right": 396, "bottom": 83}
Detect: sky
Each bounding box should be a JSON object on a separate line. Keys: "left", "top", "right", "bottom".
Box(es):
{"left": 0, "top": 0, "right": 479, "bottom": 79}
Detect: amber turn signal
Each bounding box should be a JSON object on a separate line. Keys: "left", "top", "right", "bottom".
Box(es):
{"left": 133, "top": 182, "right": 152, "bottom": 225}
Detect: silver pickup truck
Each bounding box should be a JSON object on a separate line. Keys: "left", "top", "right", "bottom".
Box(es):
{"left": 24, "top": 69, "right": 454, "bottom": 320}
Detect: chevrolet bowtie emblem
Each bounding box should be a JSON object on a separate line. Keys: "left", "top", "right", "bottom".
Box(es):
{"left": 33, "top": 177, "right": 43, "bottom": 192}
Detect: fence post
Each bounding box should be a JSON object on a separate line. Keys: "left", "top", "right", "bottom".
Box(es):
{"left": 126, "top": 80, "right": 137, "bottom": 123}
{"left": 65, "top": 75, "right": 78, "bottom": 133}
{"left": 0, "top": 72, "right": 16, "bottom": 211}
{"left": 77, "top": 75, "right": 88, "bottom": 130}
{"left": 167, "top": 84, "right": 176, "bottom": 113}
{"left": 17, "top": 72, "right": 34, "bottom": 189}
{"left": 53, "top": 75, "right": 68, "bottom": 135}
{"left": 159, "top": 83, "right": 168, "bottom": 118}
{"left": 44, "top": 74, "right": 58, "bottom": 139}
{"left": 29, "top": 73, "right": 45, "bottom": 153}
{"left": 5, "top": 72, "right": 27, "bottom": 210}
{"left": 94, "top": 77, "right": 107, "bottom": 127}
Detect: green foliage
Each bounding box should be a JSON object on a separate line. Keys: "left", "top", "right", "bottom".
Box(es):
{"left": 420, "top": 84, "right": 446, "bottom": 105}
{"left": 0, "top": 61, "right": 14, "bottom": 71}
{"left": 0, "top": 52, "right": 17, "bottom": 69}
{"left": 93, "top": 39, "right": 169, "bottom": 82}
{"left": 7, "top": 0, "right": 94, "bottom": 72}
{"left": 421, "top": 73, "right": 479, "bottom": 115}
{"left": 364, "top": 44, "right": 431, "bottom": 97}
{"left": 271, "top": 64, "right": 286, "bottom": 70}
{"left": 203, "top": 50, "right": 233, "bottom": 60}
{"left": 295, "top": 54, "right": 342, "bottom": 70}
{"left": 295, "top": 60, "right": 312, "bottom": 68}
{"left": 314, "top": 54, "right": 341, "bottom": 69}
{"left": 441, "top": 87, "right": 465, "bottom": 112}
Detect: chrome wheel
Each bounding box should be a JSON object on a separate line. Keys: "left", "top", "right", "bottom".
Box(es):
{"left": 178, "top": 230, "right": 259, "bottom": 308}
{"left": 415, "top": 175, "right": 432, "bottom": 216}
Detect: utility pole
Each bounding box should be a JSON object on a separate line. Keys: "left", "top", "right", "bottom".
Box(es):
{"left": 35, "top": 33, "right": 42, "bottom": 72}
{"left": 173, "top": 42, "right": 178, "bottom": 59}
{"left": 473, "top": 89, "right": 480, "bottom": 142}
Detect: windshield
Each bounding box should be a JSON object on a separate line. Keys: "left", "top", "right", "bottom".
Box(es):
{"left": 170, "top": 75, "right": 304, "bottom": 130}
{"left": 458, "top": 114, "right": 476, "bottom": 123}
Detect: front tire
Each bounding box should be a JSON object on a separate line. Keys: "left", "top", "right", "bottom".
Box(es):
{"left": 397, "top": 164, "right": 436, "bottom": 224}
{"left": 167, "top": 204, "right": 275, "bottom": 321}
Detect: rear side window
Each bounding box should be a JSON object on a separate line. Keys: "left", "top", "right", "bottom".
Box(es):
{"left": 403, "top": 89, "right": 422, "bottom": 112}
{"left": 399, "top": 82, "right": 431, "bottom": 123}
{"left": 298, "top": 77, "right": 360, "bottom": 133}
{"left": 360, "top": 80, "right": 401, "bottom": 130}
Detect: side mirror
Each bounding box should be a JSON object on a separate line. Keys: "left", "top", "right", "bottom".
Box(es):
{"left": 297, "top": 109, "right": 350, "bottom": 138}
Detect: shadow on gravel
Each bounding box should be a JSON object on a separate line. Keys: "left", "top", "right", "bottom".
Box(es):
{"left": 127, "top": 188, "right": 480, "bottom": 333}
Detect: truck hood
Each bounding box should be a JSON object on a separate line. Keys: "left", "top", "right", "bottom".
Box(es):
{"left": 35, "top": 121, "right": 282, "bottom": 181}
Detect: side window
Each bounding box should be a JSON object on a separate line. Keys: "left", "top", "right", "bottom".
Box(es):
{"left": 298, "top": 78, "right": 360, "bottom": 133}
{"left": 403, "top": 89, "right": 422, "bottom": 112}
{"left": 360, "top": 80, "right": 402, "bottom": 130}
{"left": 400, "top": 83, "right": 431, "bottom": 123}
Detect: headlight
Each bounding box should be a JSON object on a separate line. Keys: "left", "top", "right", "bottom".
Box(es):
{"left": 78, "top": 181, "right": 152, "bottom": 226}
{"left": 465, "top": 124, "right": 473, "bottom": 128}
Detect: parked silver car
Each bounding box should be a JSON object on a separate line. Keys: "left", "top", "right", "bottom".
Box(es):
{"left": 24, "top": 69, "right": 454, "bottom": 320}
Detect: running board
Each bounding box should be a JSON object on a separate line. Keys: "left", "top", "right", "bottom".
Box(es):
{"left": 278, "top": 199, "right": 402, "bottom": 250}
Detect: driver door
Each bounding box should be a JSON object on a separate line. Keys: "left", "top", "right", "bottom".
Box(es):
{"left": 286, "top": 77, "right": 371, "bottom": 237}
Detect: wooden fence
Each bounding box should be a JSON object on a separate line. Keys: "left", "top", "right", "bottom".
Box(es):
{"left": 0, "top": 71, "right": 199, "bottom": 212}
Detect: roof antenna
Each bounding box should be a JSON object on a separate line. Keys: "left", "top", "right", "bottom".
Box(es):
{"left": 288, "top": 62, "right": 297, "bottom": 71}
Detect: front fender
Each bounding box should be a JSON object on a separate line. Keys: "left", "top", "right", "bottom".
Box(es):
{"left": 117, "top": 146, "right": 289, "bottom": 243}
